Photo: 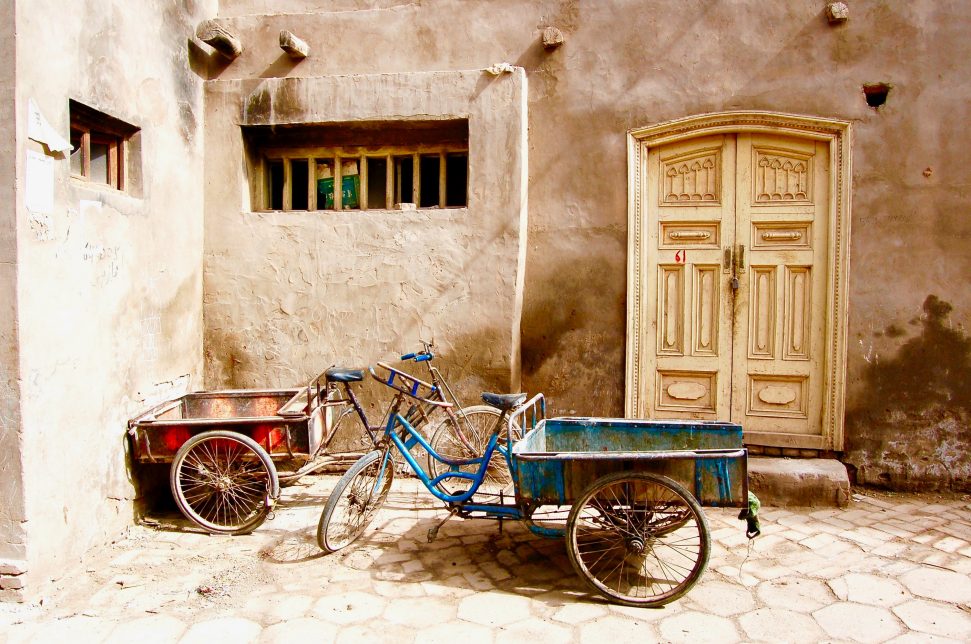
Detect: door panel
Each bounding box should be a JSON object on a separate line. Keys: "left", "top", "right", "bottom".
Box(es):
{"left": 644, "top": 132, "right": 830, "bottom": 446}
{"left": 732, "top": 134, "right": 829, "bottom": 443}
{"left": 646, "top": 135, "right": 735, "bottom": 420}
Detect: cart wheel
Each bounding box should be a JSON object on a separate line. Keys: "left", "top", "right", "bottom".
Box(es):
{"left": 566, "top": 472, "right": 710, "bottom": 607}
{"left": 427, "top": 406, "right": 516, "bottom": 496}
{"left": 169, "top": 430, "right": 280, "bottom": 535}
{"left": 317, "top": 449, "right": 395, "bottom": 553}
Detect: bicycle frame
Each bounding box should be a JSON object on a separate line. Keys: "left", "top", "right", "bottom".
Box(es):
{"left": 374, "top": 393, "right": 523, "bottom": 519}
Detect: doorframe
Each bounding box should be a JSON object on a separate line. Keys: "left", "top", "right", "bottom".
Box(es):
{"left": 625, "top": 111, "right": 852, "bottom": 451}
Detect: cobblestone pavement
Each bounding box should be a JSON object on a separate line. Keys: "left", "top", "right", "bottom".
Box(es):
{"left": 2, "top": 476, "right": 971, "bottom": 643}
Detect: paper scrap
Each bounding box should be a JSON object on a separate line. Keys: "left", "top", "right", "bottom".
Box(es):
{"left": 27, "top": 99, "right": 71, "bottom": 153}
{"left": 25, "top": 150, "right": 54, "bottom": 214}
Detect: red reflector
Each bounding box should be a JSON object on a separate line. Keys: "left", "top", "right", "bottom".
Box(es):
{"left": 162, "top": 427, "right": 192, "bottom": 452}
{"left": 252, "top": 425, "right": 284, "bottom": 450}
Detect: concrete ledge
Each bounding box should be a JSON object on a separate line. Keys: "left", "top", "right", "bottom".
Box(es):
{"left": 749, "top": 457, "right": 850, "bottom": 507}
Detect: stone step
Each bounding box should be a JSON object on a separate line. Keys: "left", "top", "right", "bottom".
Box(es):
{"left": 749, "top": 457, "right": 850, "bottom": 508}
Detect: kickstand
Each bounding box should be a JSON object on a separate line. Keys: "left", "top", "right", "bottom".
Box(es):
{"left": 427, "top": 508, "right": 458, "bottom": 543}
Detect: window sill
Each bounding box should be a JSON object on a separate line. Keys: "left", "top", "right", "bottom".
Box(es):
{"left": 69, "top": 175, "right": 125, "bottom": 194}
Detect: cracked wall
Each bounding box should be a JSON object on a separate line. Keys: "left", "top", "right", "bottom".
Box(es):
{"left": 11, "top": 0, "right": 213, "bottom": 596}
{"left": 203, "top": 71, "right": 528, "bottom": 408}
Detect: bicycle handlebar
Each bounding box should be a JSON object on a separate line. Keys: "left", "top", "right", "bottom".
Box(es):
{"left": 369, "top": 362, "right": 450, "bottom": 406}
{"left": 400, "top": 351, "right": 434, "bottom": 362}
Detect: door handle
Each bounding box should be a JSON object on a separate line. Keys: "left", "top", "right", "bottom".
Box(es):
{"left": 736, "top": 244, "right": 746, "bottom": 273}
{"left": 723, "top": 247, "right": 733, "bottom": 274}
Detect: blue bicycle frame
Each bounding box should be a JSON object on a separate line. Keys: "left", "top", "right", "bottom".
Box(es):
{"left": 380, "top": 410, "right": 524, "bottom": 519}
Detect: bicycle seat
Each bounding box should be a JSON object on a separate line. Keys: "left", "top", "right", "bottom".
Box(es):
{"left": 325, "top": 367, "right": 365, "bottom": 383}
{"left": 481, "top": 392, "right": 527, "bottom": 411}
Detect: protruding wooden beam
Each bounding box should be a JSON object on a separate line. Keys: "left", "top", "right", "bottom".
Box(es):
{"left": 542, "top": 26, "right": 564, "bottom": 50}
{"left": 279, "top": 30, "right": 310, "bottom": 59}
{"left": 825, "top": 2, "right": 849, "bottom": 24}
{"left": 196, "top": 19, "right": 242, "bottom": 60}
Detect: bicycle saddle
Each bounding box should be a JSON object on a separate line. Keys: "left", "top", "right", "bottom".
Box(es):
{"left": 481, "top": 392, "right": 527, "bottom": 411}
{"left": 325, "top": 367, "right": 365, "bottom": 382}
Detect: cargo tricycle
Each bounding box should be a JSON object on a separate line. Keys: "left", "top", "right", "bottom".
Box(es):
{"left": 316, "top": 370, "right": 752, "bottom": 607}
{"left": 127, "top": 347, "right": 509, "bottom": 536}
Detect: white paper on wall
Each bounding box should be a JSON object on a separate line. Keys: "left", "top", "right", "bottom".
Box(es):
{"left": 25, "top": 150, "right": 54, "bottom": 215}
{"left": 27, "top": 98, "right": 71, "bottom": 153}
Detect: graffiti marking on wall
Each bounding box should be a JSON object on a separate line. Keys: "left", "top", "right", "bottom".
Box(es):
{"left": 0, "top": 364, "right": 16, "bottom": 432}
{"left": 141, "top": 315, "right": 161, "bottom": 363}
{"left": 82, "top": 243, "right": 121, "bottom": 285}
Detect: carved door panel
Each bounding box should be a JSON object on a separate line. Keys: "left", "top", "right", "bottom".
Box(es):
{"left": 644, "top": 133, "right": 830, "bottom": 446}
{"left": 732, "top": 134, "right": 829, "bottom": 444}
{"left": 645, "top": 135, "right": 736, "bottom": 420}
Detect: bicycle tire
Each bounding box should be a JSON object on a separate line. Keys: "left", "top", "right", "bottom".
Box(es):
{"left": 169, "top": 430, "right": 280, "bottom": 535}
{"left": 566, "top": 471, "right": 710, "bottom": 607}
{"left": 317, "top": 450, "right": 394, "bottom": 553}
{"left": 426, "top": 407, "right": 513, "bottom": 496}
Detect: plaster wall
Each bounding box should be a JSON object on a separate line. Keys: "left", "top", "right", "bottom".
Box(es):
{"left": 203, "top": 71, "right": 528, "bottom": 406}
{"left": 0, "top": 0, "right": 27, "bottom": 597}
{"left": 208, "top": 1, "right": 971, "bottom": 490}
{"left": 12, "top": 0, "right": 210, "bottom": 594}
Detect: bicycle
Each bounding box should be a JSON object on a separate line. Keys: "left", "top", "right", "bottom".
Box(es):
{"left": 315, "top": 344, "right": 515, "bottom": 496}
{"left": 315, "top": 378, "right": 748, "bottom": 607}
{"left": 317, "top": 367, "right": 523, "bottom": 553}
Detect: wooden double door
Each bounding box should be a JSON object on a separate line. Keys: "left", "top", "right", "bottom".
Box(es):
{"left": 641, "top": 132, "right": 831, "bottom": 447}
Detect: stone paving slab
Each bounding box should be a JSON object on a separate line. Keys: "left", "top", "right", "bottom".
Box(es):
{"left": 1, "top": 479, "right": 970, "bottom": 643}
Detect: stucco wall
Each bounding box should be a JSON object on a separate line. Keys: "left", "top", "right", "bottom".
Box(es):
{"left": 0, "top": 0, "right": 27, "bottom": 599}
{"left": 203, "top": 1, "right": 971, "bottom": 489}
{"left": 12, "top": 0, "right": 210, "bottom": 594}
{"left": 203, "top": 71, "right": 528, "bottom": 405}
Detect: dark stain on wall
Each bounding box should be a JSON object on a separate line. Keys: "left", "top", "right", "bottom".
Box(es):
{"left": 204, "top": 327, "right": 251, "bottom": 389}
{"left": 161, "top": 3, "right": 203, "bottom": 141}
{"left": 854, "top": 296, "right": 971, "bottom": 414}
{"left": 521, "top": 256, "right": 626, "bottom": 417}
{"left": 245, "top": 87, "right": 273, "bottom": 122}
{"left": 845, "top": 295, "right": 971, "bottom": 491}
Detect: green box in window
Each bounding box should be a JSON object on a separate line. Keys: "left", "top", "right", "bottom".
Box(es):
{"left": 317, "top": 176, "right": 360, "bottom": 209}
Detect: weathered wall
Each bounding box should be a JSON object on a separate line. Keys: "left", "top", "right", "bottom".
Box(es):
{"left": 203, "top": 70, "right": 528, "bottom": 404}
{"left": 12, "top": 0, "right": 211, "bottom": 595}
{"left": 0, "top": 0, "right": 27, "bottom": 600}
{"left": 203, "top": 1, "right": 971, "bottom": 489}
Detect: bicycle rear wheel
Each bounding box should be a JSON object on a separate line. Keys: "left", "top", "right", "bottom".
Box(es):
{"left": 317, "top": 450, "right": 394, "bottom": 553}
{"left": 427, "top": 407, "right": 512, "bottom": 496}
{"left": 566, "top": 472, "right": 710, "bottom": 607}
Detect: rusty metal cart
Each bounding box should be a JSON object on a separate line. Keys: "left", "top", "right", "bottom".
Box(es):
{"left": 128, "top": 374, "right": 366, "bottom": 535}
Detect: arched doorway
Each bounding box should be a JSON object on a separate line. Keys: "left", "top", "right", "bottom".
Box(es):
{"left": 625, "top": 112, "right": 852, "bottom": 452}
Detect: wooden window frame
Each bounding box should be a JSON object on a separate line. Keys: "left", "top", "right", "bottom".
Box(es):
{"left": 258, "top": 144, "right": 468, "bottom": 213}
{"left": 69, "top": 100, "right": 137, "bottom": 191}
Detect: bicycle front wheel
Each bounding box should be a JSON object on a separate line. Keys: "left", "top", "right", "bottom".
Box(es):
{"left": 317, "top": 450, "right": 394, "bottom": 553}
{"left": 566, "top": 472, "right": 710, "bottom": 607}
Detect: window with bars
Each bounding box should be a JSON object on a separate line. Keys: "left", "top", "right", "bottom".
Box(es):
{"left": 69, "top": 100, "right": 139, "bottom": 191}
{"left": 244, "top": 120, "right": 469, "bottom": 212}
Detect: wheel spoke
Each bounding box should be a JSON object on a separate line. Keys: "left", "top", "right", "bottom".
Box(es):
{"left": 319, "top": 451, "right": 394, "bottom": 552}
{"left": 171, "top": 433, "right": 274, "bottom": 534}
{"left": 567, "top": 473, "right": 710, "bottom": 606}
